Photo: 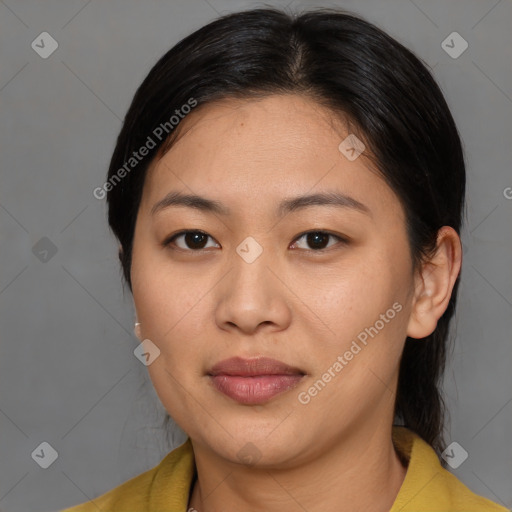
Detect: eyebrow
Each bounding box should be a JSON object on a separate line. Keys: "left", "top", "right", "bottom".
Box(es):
{"left": 151, "top": 190, "right": 371, "bottom": 217}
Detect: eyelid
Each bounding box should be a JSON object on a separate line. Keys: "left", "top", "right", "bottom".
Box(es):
{"left": 163, "top": 229, "right": 349, "bottom": 252}
{"left": 162, "top": 229, "right": 219, "bottom": 249}
{"left": 290, "top": 230, "right": 349, "bottom": 251}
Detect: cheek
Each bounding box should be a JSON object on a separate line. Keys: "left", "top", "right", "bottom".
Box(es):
{"left": 131, "top": 253, "right": 199, "bottom": 405}
{"left": 316, "top": 251, "right": 403, "bottom": 338}
{"left": 132, "top": 273, "right": 210, "bottom": 370}
{"left": 131, "top": 250, "right": 210, "bottom": 428}
{"left": 131, "top": 234, "right": 204, "bottom": 337}
{"left": 304, "top": 238, "right": 412, "bottom": 386}
{"left": 297, "top": 270, "right": 408, "bottom": 429}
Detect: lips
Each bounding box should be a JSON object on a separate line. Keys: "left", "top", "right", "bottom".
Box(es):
{"left": 207, "top": 356, "right": 306, "bottom": 405}
{"left": 208, "top": 356, "right": 304, "bottom": 376}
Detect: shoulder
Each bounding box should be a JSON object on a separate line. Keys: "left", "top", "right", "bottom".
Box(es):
{"left": 435, "top": 469, "right": 509, "bottom": 512}
{"left": 391, "top": 426, "right": 508, "bottom": 512}
{"left": 59, "top": 438, "right": 195, "bottom": 512}
{"left": 59, "top": 466, "right": 155, "bottom": 512}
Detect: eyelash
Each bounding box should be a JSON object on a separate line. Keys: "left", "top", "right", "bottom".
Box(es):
{"left": 162, "top": 230, "right": 349, "bottom": 253}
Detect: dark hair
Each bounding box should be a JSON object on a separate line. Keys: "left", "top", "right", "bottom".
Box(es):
{"left": 106, "top": 7, "right": 465, "bottom": 458}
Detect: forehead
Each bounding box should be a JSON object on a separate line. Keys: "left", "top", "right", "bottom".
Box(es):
{"left": 141, "top": 94, "right": 402, "bottom": 223}
{"left": 160, "top": 94, "right": 347, "bottom": 160}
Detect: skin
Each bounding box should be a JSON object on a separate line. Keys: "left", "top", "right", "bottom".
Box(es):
{"left": 129, "top": 94, "right": 462, "bottom": 512}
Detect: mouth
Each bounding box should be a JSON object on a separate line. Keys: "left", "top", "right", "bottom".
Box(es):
{"left": 207, "top": 356, "right": 306, "bottom": 405}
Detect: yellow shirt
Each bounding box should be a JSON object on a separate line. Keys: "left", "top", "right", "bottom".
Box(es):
{"left": 60, "top": 426, "right": 507, "bottom": 511}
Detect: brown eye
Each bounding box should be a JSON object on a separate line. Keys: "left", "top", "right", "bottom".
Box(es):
{"left": 166, "top": 231, "right": 219, "bottom": 251}
{"left": 291, "top": 231, "right": 347, "bottom": 251}
{"left": 164, "top": 230, "right": 347, "bottom": 252}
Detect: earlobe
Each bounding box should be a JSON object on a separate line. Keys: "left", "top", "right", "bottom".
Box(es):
{"left": 406, "top": 226, "right": 462, "bottom": 340}
{"left": 134, "top": 321, "right": 142, "bottom": 341}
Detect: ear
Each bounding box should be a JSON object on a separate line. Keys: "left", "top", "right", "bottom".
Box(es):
{"left": 134, "top": 321, "right": 142, "bottom": 341}
{"left": 406, "top": 226, "right": 462, "bottom": 339}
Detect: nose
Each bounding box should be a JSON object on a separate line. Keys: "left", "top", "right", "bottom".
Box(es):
{"left": 213, "top": 243, "right": 292, "bottom": 335}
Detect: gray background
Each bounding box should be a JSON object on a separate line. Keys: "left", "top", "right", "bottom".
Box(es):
{"left": 0, "top": 0, "right": 511, "bottom": 511}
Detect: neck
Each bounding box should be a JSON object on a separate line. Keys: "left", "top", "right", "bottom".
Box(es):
{"left": 188, "top": 423, "right": 407, "bottom": 512}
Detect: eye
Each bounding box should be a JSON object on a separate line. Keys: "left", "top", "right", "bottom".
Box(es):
{"left": 290, "top": 231, "right": 347, "bottom": 251}
{"left": 163, "top": 229, "right": 347, "bottom": 252}
{"left": 164, "top": 230, "right": 220, "bottom": 251}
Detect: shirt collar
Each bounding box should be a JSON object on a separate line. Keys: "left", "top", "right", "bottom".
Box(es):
{"left": 147, "top": 426, "right": 442, "bottom": 511}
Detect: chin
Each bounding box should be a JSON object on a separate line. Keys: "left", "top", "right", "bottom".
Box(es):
{"left": 193, "top": 416, "right": 311, "bottom": 468}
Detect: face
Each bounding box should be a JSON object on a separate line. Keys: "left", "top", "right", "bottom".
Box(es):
{"left": 130, "top": 94, "right": 417, "bottom": 467}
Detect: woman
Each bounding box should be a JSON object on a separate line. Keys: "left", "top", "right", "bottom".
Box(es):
{"left": 62, "top": 7, "right": 507, "bottom": 512}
